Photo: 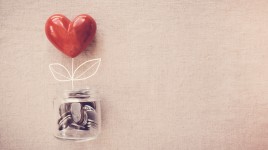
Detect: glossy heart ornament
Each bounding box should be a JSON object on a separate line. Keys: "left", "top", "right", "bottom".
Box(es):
{"left": 45, "top": 14, "right": 97, "bottom": 58}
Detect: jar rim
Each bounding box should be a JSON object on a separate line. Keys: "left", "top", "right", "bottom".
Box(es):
{"left": 64, "top": 88, "right": 97, "bottom": 99}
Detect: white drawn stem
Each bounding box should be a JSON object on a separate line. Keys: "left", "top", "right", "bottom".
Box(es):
{"left": 71, "top": 58, "right": 74, "bottom": 90}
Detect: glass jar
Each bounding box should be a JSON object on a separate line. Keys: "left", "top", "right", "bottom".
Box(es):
{"left": 53, "top": 89, "right": 101, "bottom": 141}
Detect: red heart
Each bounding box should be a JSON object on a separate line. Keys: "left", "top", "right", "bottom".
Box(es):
{"left": 45, "top": 14, "right": 97, "bottom": 58}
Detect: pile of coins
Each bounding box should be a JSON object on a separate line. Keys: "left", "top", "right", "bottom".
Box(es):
{"left": 57, "top": 89, "right": 98, "bottom": 131}
{"left": 58, "top": 101, "right": 97, "bottom": 131}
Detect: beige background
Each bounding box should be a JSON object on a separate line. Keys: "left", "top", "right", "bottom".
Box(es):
{"left": 1, "top": 0, "right": 268, "bottom": 149}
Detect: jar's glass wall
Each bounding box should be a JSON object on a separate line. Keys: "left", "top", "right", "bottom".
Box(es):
{"left": 53, "top": 89, "right": 101, "bottom": 141}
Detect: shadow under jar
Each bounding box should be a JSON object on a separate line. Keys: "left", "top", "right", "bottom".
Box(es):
{"left": 54, "top": 89, "right": 101, "bottom": 141}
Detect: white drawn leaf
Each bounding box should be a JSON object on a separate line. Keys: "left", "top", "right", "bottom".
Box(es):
{"left": 73, "top": 58, "right": 101, "bottom": 81}
{"left": 49, "top": 63, "right": 72, "bottom": 81}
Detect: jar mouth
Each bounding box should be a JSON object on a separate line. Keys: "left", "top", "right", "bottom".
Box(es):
{"left": 64, "top": 88, "right": 96, "bottom": 99}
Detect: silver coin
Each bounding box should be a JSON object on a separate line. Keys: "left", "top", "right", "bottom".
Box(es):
{"left": 87, "top": 120, "right": 97, "bottom": 128}
{"left": 83, "top": 105, "right": 97, "bottom": 122}
{"left": 69, "top": 122, "right": 88, "bottom": 130}
{"left": 71, "top": 103, "right": 83, "bottom": 124}
{"left": 58, "top": 115, "right": 72, "bottom": 130}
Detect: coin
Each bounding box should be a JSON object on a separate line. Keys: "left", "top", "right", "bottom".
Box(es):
{"left": 58, "top": 115, "right": 72, "bottom": 130}
{"left": 71, "top": 103, "right": 84, "bottom": 124}
{"left": 83, "top": 105, "right": 96, "bottom": 123}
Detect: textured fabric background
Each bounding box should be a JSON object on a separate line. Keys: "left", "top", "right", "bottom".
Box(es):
{"left": 1, "top": 0, "right": 268, "bottom": 149}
